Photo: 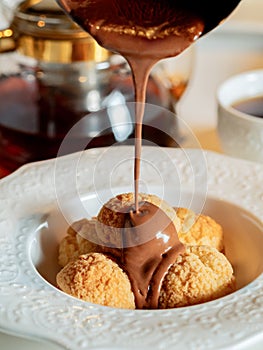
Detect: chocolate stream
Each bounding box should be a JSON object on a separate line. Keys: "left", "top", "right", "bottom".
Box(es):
{"left": 57, "top": 0, "right": 240, "bottom": 308}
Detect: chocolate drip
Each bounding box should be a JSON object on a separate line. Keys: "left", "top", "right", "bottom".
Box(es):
{"left": 60, "top": 1, "right": 206, "bottom": 213}
{"left": 102, "top": 201, "right": 185, "bottom": 309}
{"left": 57, "top": 0, "right": 240, "bottom": 308}
{"left": 57, "top": 0, "right": 240, "bottom": 218}
{"left": 57, "top": 0, "right": 240, "bottom": 210}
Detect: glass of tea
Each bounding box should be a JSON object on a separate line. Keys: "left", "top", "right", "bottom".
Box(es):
{"left": 217, "top": 69, "right": 263, "bottom": 163}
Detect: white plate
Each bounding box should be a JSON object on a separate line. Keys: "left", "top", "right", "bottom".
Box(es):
{"left": 0, "top": 146, "right": 263, "bottom": 350}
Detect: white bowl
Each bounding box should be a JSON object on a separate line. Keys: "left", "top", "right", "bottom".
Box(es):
{"left": 0, "top": 146, "right": 263, "bottom": 350}
{"left": 217, "top": 69, "right": 263, "bottom": 163}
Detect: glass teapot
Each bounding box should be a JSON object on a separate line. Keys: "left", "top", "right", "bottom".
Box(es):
{"left": 0, "top": 0, "right": 192, "bottom": 175}
{"left": 0, "top": 0, "right": 112, "bottom": 174}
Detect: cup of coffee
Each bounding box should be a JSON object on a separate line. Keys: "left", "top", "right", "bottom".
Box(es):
{"left": 217, "top": 69, "right": 263, "bottom": 163}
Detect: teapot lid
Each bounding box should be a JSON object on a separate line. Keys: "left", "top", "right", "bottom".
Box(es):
{"left": 11, "top": 0, "right": 111, "bottom": 63}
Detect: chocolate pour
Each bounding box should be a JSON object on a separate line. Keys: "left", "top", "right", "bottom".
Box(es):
{"left": 57, "top": 0, "right": 239, "bottom": 211}
{"left": 57, "top": 0, "right": 240, "bottom": 308}
{"left": 58, "top": 0, "right": 207, "bottom": 212}
{"left": 130, "top": 58, "right": 156, "bottom": 212}
{"left": 101, "top": 201, "right": 185, "bottom": 309}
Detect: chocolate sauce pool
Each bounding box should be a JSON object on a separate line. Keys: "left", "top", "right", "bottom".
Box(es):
{"left": 101, "top": 201, "right": 185, "bottom": 309}
{"left": 57, "top": 0, "right": 240, "bottom": 308}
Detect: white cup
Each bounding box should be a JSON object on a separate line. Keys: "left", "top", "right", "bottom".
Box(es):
{"left": 217, "top": 69, "right": 263, "bottom": 163}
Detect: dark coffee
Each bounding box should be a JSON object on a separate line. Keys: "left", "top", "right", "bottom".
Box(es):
{"left": 232, "top": 96, "right": 263, "bottom": 119}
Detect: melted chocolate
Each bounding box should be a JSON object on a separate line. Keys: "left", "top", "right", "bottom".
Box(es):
{"left": 58, "top": 1, "right": 240, "bottom": 59}
{"left": 57, "top": 0, "right": 240, "bottom": 211}
{"left": 59, "top": 0, "right": 207, "bottom": 210}
{"left": 101, "top": 201, "right": 185, "bottom": 309}
{"left": 57, "top": 0, "right": 240, "bottom": 308}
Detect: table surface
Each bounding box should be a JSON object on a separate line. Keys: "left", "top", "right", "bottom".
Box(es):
{"left": 1, "top": 0, "right": 263, "bottom": 349}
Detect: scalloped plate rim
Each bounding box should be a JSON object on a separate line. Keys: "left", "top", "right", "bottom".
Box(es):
{"left": 0, "top": 147, "right": 262, "bottom": 350}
